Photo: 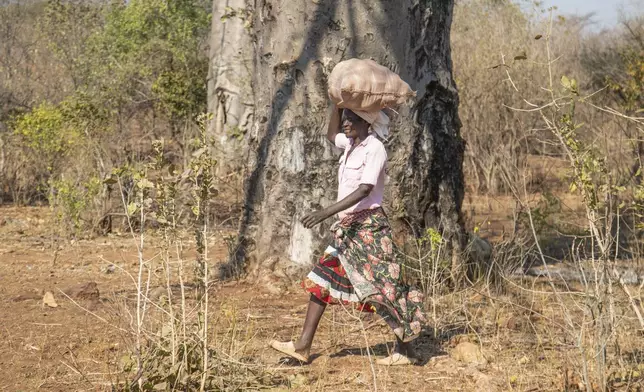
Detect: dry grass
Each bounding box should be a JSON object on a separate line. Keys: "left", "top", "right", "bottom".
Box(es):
{"left": 2, "top": 206, "right": 643, "bottom": 391}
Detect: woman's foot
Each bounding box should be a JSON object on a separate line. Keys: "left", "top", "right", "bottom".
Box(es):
{"left": 269, "top": 340, "right": 310, "bottom": 363}
{"left": 269, "top": 296, "right": 326, "bottom": 364}
{"left": 376, "top": 339, "right": 418, "bottom": 366}
{"left": 376, "top": 352, "right": 418, "bottom": 366}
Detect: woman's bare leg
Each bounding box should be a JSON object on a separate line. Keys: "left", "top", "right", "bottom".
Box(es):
{"left": 292, "top": 295, "right": 327, "bottom": 358}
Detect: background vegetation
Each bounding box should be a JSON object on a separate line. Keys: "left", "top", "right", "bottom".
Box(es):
{"left": 1, "top": 0, "right": 210, "bottom": 235}
{"left": 2, "top": 0, "right": 641, "bottom": 235}
{"left": 1, "top": 0, "right": 643, "bottom": 390}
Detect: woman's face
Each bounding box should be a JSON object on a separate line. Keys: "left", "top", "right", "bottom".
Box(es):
{"left": 341, "top": 109, "right": 369, "bottom": 139}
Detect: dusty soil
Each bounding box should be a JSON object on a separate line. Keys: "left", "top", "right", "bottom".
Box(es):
{"left": 1, "top": 205, "right": 643, "bottom": 391}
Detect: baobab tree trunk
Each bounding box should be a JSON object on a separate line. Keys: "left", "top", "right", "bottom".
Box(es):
{"left": 208, "top": 0, "right": 254, "bottom": 175}
{"left": 210, "top": 0, "right": 467, "bottom": 281}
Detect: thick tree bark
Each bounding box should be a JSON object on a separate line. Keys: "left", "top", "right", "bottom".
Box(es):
{"left": 210, "top": 0, "right": 467, "bottom": 280}
{"left": 208, "top": 0, "right": 254, "bottom": 174}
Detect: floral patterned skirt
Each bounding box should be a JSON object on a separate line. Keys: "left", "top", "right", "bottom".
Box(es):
{"left": 301, "top": 208, "right": 426, "bottom": 342}
{"left": 302, "top": 246, "right": 377, "bottom": 313}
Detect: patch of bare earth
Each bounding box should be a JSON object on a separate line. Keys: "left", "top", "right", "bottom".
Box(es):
{"left": 1, "top": 206, "right": 642, "bottom": 391}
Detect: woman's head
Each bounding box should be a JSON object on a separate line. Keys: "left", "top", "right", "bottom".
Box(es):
{"left": 341, "top": 109, "right": 370, "bottom": 139}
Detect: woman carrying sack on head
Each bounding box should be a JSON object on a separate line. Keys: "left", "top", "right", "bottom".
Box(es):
{"left": 269, "top": 103, "right": 426, "bottom": 366}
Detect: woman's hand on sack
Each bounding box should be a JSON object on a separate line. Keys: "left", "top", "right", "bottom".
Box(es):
{"left": 302, "top": 210, "right": 329, "bottom": 229}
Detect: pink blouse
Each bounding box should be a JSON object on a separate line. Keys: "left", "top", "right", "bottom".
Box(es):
{"left": 335, "top": 133, "right": 387, "bottom": 218}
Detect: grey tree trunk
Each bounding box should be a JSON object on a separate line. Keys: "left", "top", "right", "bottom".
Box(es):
{"left": 207, "top": 0, "right": 254, "bottom": 175}
{"left": 210, "top": 0, "right": 467, "bottom": 280}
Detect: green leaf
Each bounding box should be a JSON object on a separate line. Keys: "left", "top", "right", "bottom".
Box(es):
{"left": 569, "top": 182, "right": 578, "bottom": 193}
{"left": 561, "top": 75, "right": 571, "bottom": 89}
{"left": 127, "top": 202, "right": 137, "bottom": 216}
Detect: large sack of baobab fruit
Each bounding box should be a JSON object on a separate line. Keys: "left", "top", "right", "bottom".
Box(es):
{"left": 327, "top": 58, "right": 415, "bottom": 112}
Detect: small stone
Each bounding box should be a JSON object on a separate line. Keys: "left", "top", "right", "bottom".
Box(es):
{"left": 620, "top": 269, "right": 639, "bottom": 285}
{"left": 450, "top": 342, "right": 487, "bottom": 366}
{"left": 43, "top": 292, "right": 58, "bottom": 308}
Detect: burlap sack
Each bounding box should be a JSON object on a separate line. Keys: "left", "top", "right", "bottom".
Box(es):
{"left": 327, "top": 58, "right": 415, "bottom": 112}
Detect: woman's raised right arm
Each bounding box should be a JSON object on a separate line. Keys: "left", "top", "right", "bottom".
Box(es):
{"left": 326, "top": 104, "right": 343, "bottom": 144}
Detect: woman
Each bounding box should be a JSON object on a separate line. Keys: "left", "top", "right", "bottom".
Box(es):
{"left": 270, "top": 104, "right": 426, "bottom": 366}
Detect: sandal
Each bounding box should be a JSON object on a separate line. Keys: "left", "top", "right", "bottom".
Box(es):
{"left": 269, "top": 340, "right": 309, "bottom": 363}
{"left": 376, "top": 353, "right": 418, "bottom": 366}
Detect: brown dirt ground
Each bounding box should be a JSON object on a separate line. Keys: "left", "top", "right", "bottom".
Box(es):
{"left": 1, "top": 205, "right": 643, "bottom": 391}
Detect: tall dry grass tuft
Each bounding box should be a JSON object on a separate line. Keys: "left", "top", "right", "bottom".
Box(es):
{"left": 64, "top": 117, "right": 289, "bottom": 391}
{"left": 495, "top": 10, "right": 644, "bottom": 391}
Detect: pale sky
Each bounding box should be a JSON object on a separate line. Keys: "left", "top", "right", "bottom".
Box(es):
{"left": 540, "top": 0, "right": 643, "bottom": 29}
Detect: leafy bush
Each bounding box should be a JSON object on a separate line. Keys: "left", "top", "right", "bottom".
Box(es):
{"left": 3, "top": 0, "right": 211, "bottom": 235}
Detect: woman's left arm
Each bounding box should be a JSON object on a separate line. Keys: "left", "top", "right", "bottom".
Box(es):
{"left": 301, "top": 184, "right": 373, "bottom": 229}
{"left": 302, "top": 143, "right": 386, "bottom": 229}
